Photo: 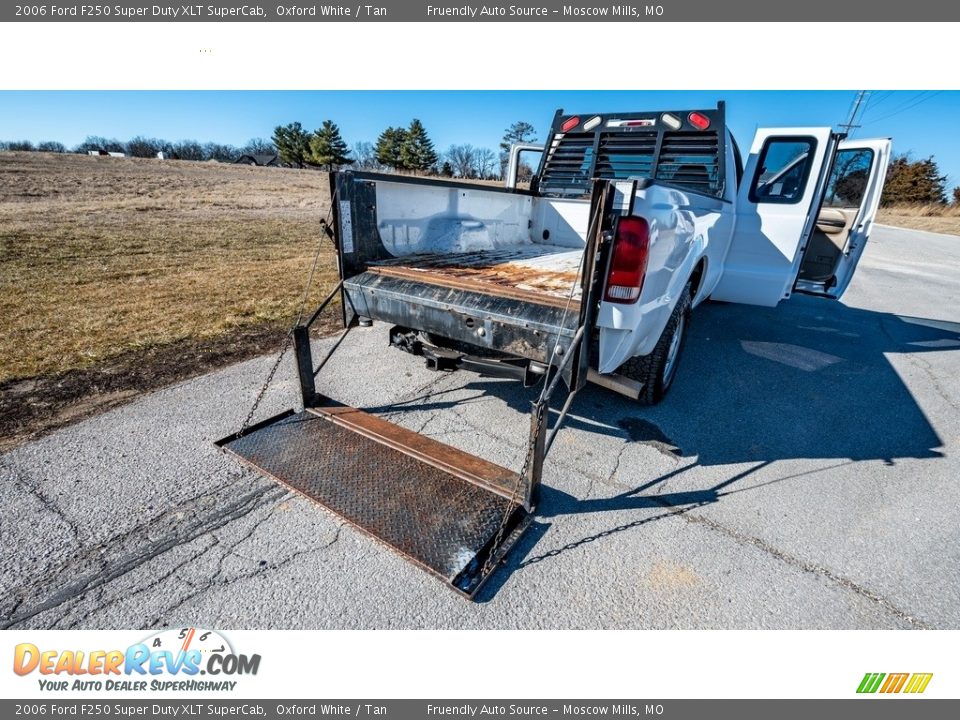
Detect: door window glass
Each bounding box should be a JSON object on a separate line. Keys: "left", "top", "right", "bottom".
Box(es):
{"left": 822, "top": 149, "right": 875, "bottom": 209}
{"left": 750, "top": 137, "right": 817, "bottom": 204}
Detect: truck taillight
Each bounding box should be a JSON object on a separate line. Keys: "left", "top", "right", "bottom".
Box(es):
{"left": 604, "top": 216, "right": 650, "bottom": 304}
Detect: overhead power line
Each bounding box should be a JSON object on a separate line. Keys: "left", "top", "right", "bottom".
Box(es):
{"left": 861, "top": 91, "right": 944, "bottom": 126}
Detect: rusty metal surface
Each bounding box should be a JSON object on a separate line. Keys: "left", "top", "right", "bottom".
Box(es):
{"left": 219, "top": 408, "right": 528, "bottom": 595}
{"left": 367, "top": 246, "right": 583, "bottom": 306}
{"left": 343, "top": 271, "right": 580, "bottom": 364}
{"left": 313, "top": 405, "right": 518, "bottom": 498}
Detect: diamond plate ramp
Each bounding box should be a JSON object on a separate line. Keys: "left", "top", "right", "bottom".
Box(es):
{"left": 216, "top": 407, "right": 530, "bottom": 597}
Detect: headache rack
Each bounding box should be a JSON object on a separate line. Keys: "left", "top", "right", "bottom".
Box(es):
{"left": 534, "top": 102, "right": 727, "bottom": 200}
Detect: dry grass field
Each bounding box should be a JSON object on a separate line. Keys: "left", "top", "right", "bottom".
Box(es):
{"left": 878, "top": 203, "right": 960, "bottom": 235}
{"left": 0, "top": 151, "right": 338, "bottom": 447}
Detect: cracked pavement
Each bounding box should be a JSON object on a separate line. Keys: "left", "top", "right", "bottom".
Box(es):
{"left": 2, "top": 225, "right": 959, "bottom": 629}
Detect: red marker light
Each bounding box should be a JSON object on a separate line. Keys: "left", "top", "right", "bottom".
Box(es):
{"left": 561, "top": 116, "right": 580, "bottom": 132}
{"left": 687, "top": 112, "right": 711, "bottom": 130}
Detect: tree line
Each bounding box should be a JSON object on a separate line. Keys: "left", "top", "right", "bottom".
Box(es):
{"left": 0, "top": 118, "right": 539, "bottom": 181}
{"left": 0, "top": 135, "right": 276, "bottom": 162}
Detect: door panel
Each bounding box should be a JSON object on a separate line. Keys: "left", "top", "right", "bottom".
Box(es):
{"left": 795, "top": 138, "right": 892, "bottom": 298}
{"left": 711, "top": 127, "right": 838, "bottom": 306}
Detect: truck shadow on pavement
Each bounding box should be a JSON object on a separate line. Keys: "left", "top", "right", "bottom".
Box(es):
{"left": 475, "top": 294, "right": 955, "bottom": 467}
{"left": 459, "top": 295, "right": 960, "bottom": 600}
{"left": 367, "top": 295, "right": 958, "bottom": 599}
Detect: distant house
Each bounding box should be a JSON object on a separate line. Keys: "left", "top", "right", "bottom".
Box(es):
{"left": 87, "top": 150, "right": 126, "bottom": 157}
{"left": 234, "top": 153, "right": 280, "bottom": 167}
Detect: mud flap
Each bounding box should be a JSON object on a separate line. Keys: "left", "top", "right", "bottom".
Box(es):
{"left": 216, "top": 406, "right": 531, "bottom": 598}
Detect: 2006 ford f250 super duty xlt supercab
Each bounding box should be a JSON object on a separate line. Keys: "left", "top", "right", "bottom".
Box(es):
{"left": 218, "top": 103, "right": 892, "bottom": 597}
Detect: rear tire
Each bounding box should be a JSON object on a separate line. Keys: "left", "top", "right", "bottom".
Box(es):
{"left": 618, "top": 284, "right": 692, "bottom": 405}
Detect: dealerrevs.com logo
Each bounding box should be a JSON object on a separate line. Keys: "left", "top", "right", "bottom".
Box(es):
{"left": 857, "top": 673, "right": 933, "bottom": 694}
{"left": 13, "top": 628, "right": 260, "bottom": 693}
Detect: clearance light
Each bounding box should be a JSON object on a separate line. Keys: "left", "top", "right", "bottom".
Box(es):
{"left": 607, "top": 118, "right": 655, "bottom": 128}
{"left": 688, "top": 112, "right": 711, "bottom": 130}
{"left": 661, "top": 113, "right": 682, "bottom": 130}
{"left": 561, "top": 116, "right": 580, "bottom": 132}
{"left": 582, "top": 116, "right": 603, "bottom": 131}
{"left": 604, "top": 216, "right": 650, "bottom": 304}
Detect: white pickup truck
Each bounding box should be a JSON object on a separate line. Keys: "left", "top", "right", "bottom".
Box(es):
{"left": 218, "top": 103, "right": 892, "bottom": 597}
{"left": 333, "top": 103, "right": 891, "bottom": 404}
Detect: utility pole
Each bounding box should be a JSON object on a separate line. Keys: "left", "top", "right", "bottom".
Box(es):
{"left": 839, "top": 90, "right": 869, "bottom": 135}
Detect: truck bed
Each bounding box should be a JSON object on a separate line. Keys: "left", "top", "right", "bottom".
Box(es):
{"left": 364, "top": 245, "right": 583, "bottom": 309}
{"left": 335, "top": 172, "right": 589, "bottom": 361}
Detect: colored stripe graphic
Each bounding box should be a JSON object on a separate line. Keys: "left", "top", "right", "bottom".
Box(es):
{"left": 904, "top": 673, "right": 933, "bottom": 694}
{"left": 880, "top": 673, "right": 909, "bottom": 693}
{"left": 857, "top": 673, "right": 885, "bottom": 693}
{"left": 857, "top": 672, "right": 933, "bottom": 694}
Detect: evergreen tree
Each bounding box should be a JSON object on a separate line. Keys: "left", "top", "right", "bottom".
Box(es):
{"left": 440, "top": 161, "right": 454, "bottom": 178}
{"left": 272, "top": 122, "right": 311, "bottom": 168}
{"left": 499, "top": 120, "right": 538, "bottom": 175}
{"left": 881, "top": 154, "right": 947, "bottom": 205}
{"left": 400, "top": 119, "right": 438, "bottom": 173}
{"left": 375, "top": 127, "right": 407, "bottom": 171}
{"left": 499, "top": 120, "right": 537, "bottom": 155}
{"left": 953, "top": 186, "right": 960, "bottom": 206}
{"left": 309, "top": 120, "right": 353, "bottom": 171}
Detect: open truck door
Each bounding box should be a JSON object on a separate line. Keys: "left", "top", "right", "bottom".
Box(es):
{"left": 793, "top": 137, "right": 892, "bottom": 298}
{"left": 711, "top": 129, "right": 890, "bottom": 306}
{"left": 711, "top": 127, "right": 839, "bottom": 306}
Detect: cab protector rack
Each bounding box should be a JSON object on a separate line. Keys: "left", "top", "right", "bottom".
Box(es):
{"left": 534, "top": 102, "right": 728, "bottom": 199}
{"left": 216, "top": 180, "right": 626, "bottom": 598}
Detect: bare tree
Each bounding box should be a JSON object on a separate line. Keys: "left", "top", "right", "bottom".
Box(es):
{"left": 37, "top": 141, "right": 66, "bottom": 153}
{"left": 126, "top": 136, "right": 164, "bottom": 158}
{"left": 352, "top": 141, "right": 380, "bottom": 170}
{"left": 6, "top": 140, "right": 35, "bottom": 151}
{"left": 242, "top": 137, "right": 275, "bottom": 155}
{"left": 172, "top": 140, "right": 205, "bottom": 161}
{"left": 203, "top": 142, "right": 240, "bottom": 162}
{"left": 446, "top": 144, "right": 477, "bottom": 178}
{"left": 474, "top": 147, "right": 497, "bottom": 179}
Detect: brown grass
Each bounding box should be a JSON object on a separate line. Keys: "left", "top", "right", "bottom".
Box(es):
{"left": 877, "top": 203, "right": 960, "bottom": 235}
{"left": 0, "top": 151, "right": 337, "bottom": 384}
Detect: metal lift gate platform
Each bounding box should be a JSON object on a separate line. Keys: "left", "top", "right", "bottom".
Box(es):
{"left": 217, "top": 402, "right": 533, "bottom": 597}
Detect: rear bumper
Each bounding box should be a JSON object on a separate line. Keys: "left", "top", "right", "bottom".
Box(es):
{"left": 344, "top": 271, "right": 579, "bottom": 363}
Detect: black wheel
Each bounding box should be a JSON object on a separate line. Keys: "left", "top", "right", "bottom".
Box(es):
{"left": 618, "top": 284, "right": 692, "bottom": 405}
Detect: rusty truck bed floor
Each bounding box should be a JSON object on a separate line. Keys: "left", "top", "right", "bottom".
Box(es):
{"left": 365, "top": 245, "right": 584, "bottom": 307}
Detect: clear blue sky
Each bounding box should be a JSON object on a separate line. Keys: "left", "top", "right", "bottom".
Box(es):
{"left": 1, "top": 90, "right": 956, "bottom": 187}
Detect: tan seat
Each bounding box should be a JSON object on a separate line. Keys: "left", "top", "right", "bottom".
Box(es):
{"left": 800, "top": 207, "right": 858, "bottom": 282}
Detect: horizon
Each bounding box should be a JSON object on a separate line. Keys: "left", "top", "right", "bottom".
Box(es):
{"left": 0, "top": 90, "right": 956, "bottom": 188}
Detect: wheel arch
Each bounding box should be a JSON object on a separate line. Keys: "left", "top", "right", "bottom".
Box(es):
{"left": 688, "top": 256, "right": 708, "bottom": 306}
